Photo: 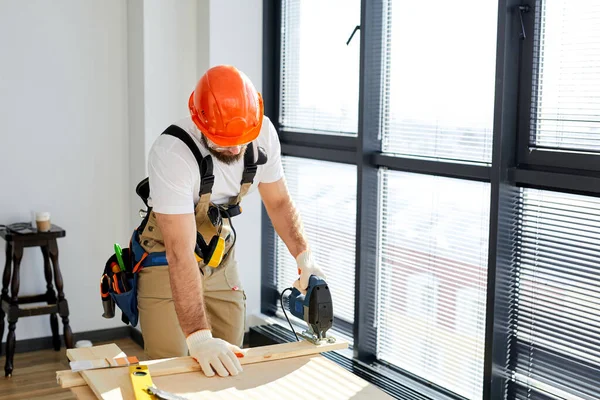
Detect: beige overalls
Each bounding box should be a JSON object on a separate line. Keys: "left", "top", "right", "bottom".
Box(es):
{"left": 134, "top": 126, "right": 258, "bottom": 360}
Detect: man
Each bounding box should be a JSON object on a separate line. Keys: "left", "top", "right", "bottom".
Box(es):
{"left": 135, "top": 65, "right": 325, "bottom": 378}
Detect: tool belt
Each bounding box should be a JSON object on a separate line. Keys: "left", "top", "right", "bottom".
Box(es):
{"left": 100, "top": 124, "right": 267, "bottom": 327}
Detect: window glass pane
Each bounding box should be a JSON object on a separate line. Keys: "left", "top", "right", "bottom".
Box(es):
{"left": 531, "top": 0, "right": 600, "bottom": 152}
{"left": 276, "top": 157, "right": 357, "bottom": 326}
{"left": 377, "top": 170, "right": 490, "bottom": 399}
{"left": 512, "top": 189, "right": 600, "bottom": 400}
{"left": 381, "top": 0, "right": 497, "bottom": 163}
{"left": 280, "top": 0, "right": 360, "bottom": 135}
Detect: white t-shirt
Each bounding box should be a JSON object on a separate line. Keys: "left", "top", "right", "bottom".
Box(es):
{"left": 147, "top": 115, "right": 284, "bottom": 214}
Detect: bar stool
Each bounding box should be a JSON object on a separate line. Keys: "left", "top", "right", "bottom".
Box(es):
{"left": 0, "top": 223, "right": 73, "bottom": 377}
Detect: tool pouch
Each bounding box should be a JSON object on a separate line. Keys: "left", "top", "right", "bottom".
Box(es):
{"left": 111, "top": 273, "right": 138, "bottom": 327}
{"left": 100, "top": 246, "right": 140, "bottom": 327}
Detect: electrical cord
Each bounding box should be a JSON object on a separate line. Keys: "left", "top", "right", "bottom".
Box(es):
{"left": 213, "top": 205, "right": 237, "bottom": 248}
{"left": 226, "top": 215, "right": 237, "bottom": 250}
{"left": 280, "top": 287, "right": 299, "bottom": 341}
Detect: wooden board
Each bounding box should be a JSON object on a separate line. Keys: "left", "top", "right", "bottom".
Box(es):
{"left": 58, "top": 339, "right": 348, "bottom": 389}
{"left": 70, "top": 354, "right": 392, "bottom": 400}
{"left": 66, "top": 344, "right": 131, "bottom": 400}
{"left": 65, "top": 343, "right": 392, "bottom": 400}
{"left": 71, "top": 387, "right": 99, "bottom": 400}
{"left": 66, "top": 344, "right": 126, "bottom": 362}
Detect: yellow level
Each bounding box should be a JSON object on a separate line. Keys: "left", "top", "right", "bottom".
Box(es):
{"left": 129, "top": 365, "right": 154, "bottom": 400}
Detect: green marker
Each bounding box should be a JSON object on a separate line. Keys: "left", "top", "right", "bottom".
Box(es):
{"left": 114, "top": 243, "right": 126, "bottom": 272}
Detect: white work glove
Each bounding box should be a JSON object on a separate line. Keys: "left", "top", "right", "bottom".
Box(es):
{"left": 186, "top": 329, "right": 244, "bottom": 377}
{"left": 293, "top": 249, "right": 326, "bottom": 294}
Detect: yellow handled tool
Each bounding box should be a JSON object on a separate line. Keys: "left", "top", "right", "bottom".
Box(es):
{"left": 130, "top": 365, "right": 154, "bottom": 400}
{"left": 129, "top": 365, "right": 188, "bottom": 400}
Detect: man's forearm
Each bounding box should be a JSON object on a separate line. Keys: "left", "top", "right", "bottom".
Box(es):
{"left": 167, "top": 251, "right": 210, "bottom": 336}
{"left": 267, "top": 197, "right": 308, "bottom": 259}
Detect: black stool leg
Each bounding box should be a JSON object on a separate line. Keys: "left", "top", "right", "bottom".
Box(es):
{"left": 41, "top": 245, "right": 60, "bottom": 351}
{"left": 0, "top": 241, "right": 12, "bottom": 358}
{"left": 48, "top": 239, "right": 73, "bottom": 349}
{"left": 5, "top": 243, "right": 22, "bottom": 377}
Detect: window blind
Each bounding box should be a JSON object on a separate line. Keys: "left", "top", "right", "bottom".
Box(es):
{"left": 275, "top": 156, "right": 357, "bottom": 327}
{"left": 377, "top": 169, "right": 490, "bottom": 400}
{"left": 511, "top": 189, "right": 600, "bottom": 400}
{"left": 531, "top": 0, "right": 600, "bottom": 152}
{"left": 280, "top": 0, "right": 361, "bottom": 135}
{"left": 381, "top": 0, "right": 497, "bottom": 163}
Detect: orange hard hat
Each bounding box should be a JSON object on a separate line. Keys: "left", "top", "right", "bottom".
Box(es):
{"left": 189, "top": 65, "right": 264, "bottom": 147}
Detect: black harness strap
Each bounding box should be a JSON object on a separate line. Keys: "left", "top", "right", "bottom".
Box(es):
{"left": 241, "top": 142, "right": 268, "bottom": 185}
{"left": 241, "top": 144, "right": 257, "bottom": 185}
{"left": 161, "top": 125, "right": 214, "bottom": 196}
{"left": 142, "top": 126, "right": 269, "bottom": 221}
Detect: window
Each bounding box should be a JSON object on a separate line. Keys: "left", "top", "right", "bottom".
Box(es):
{"left": 263, "top": 1, "right": 600, "bottom": 399}
{"left": 531, "top": 0, "right": 600, "bottom": 152}
{"left": 275, "top": 157, "right": 357, "bottom": 327}
{"left": 280, "top": 0, "right": 361, "bottom": 135}
{"left": 513, "top": 189, "right": 600, "bottom": 399}
{"left": 382, "top": 0, "right": 498, "bottom": 163}
{"left": 378, "top": 171, "right": 490, "bottom": 399}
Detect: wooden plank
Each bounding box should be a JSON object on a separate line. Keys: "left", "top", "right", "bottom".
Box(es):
{"left": 66, "top": 344, "right": 125, "bottom": 362}
{"left": 58, "top": 339, "right": 349, "bottom": 389}
{"left": 71, "top": 387, "right": 97, "bottom": 400}
{"left": 69, "top": 356, "right": 139, "bottom": 372}
{"left": 71, "top": 354, "right": 392, "bottom": 400}
{"left": 66, "top": 343, "right": 131, "bottom": 400}
{"left": 68, "top": 339, "right": 149, "bottom": 400}
{"left": 18, "top": 304, "right": 58, "bottom": 317}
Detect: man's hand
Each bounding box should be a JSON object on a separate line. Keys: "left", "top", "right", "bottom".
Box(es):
{"left": 293, "top": 249, "right": 326, "bottom": 293}
{"left": 186, "top": 330, "right": 244, "bottom": 377}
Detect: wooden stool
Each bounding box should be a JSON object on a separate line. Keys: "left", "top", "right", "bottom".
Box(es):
{"left": 0, "top": 223, "right": 73, "bottom": 377}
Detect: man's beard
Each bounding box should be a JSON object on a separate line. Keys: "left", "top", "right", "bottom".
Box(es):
{"left": 201, "top": 135, "right": 246, "bottom": 165}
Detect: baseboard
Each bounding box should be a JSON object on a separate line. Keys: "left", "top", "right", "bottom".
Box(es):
{"left": 1, "top": 326, "right": 131, "bottom": 354}
{"left": 1, "top": 324, "right": 252, "bottom": 355}
{"left": 127, "top": 326, "right": 251, "bottom": 350}
{"left": 128, "top": 326, "right": 144, "bottom": 348}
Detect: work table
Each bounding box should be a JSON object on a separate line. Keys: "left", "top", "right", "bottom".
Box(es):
{"left": 57, "top": 339, "right": 393, "bottom": 399}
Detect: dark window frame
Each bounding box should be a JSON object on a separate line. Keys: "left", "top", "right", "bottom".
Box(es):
{"left": 261, "top": 1, "right": 600, "bottom": 399}
{"left": 516, "top": 0, "right": 600, "bottom": 174}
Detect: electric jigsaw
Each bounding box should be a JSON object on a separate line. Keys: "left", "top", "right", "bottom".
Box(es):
{"left": 286, "top": 275, "right": 336, "bottom": 345}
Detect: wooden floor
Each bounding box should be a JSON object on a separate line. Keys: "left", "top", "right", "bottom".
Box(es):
{"left": 0, "top": 338, "right": 147, "bottom": 400}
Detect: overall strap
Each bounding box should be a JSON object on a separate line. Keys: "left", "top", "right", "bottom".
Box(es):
{"left": 161, "top": 125, "right": 214, "bottom": 196}
{"left": 134, "top": 125, "right": 214, "bottom": 234}
{"left": 227, "top": 142, "right": 268, "bottom": 209}
{"left": 161, "top": 126, "right": 215, "bottom": 239}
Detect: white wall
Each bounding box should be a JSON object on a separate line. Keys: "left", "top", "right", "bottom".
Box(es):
{"left": 128, "top": 0, "right": 202, "bottom": 227}
{"left": 209, "top": 0, "right": 264, "bottom": 323}
{"left": 143, "top": 0, "right": 199, "bottom": 157}
{"left": 0, "top": 0, "right": 264, "bottom": 343}
{"left": 0, "top": 1, "right": 130, "bottom": 341}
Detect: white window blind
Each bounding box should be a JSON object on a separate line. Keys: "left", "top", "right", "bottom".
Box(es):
{"left": 381, "top": 0, "right": 497, "bottom": 163}
{"left": 280, "top": 0, "right": 361, "bottom": 135}
{"left": 276, "top": 157, "right": 357, "bottom": 325}
{"left": 377, "top": 170, "right": 490, "bottom": 400}
{"left": 531, "top": 0, "right": 600, "bottom": 152}
{"left": 512, "top": 189, "right": 600, "bottom": 400}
